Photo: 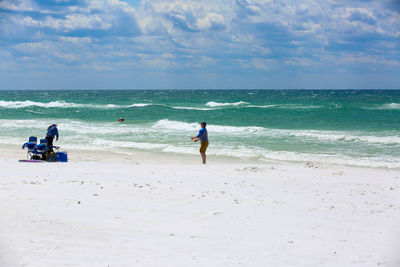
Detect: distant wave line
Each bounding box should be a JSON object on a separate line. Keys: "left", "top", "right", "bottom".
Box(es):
{"left": 0, "top": 100, "right": 156, "bottom": 109}
{"left": 0, "top": 99, "right": 323, "bottom": 110}
{"left": 2, "top": 118, "right": 400, "bottom": 146}
{"left": 362, "top": 103, "right": 400, "bottom": 110}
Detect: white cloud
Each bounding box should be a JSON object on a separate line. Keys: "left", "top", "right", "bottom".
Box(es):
{"left": 1, "top": 0, "right": 400, "bottom": 87}
{"left": 42, "top": 14, "right": 112, "bottom": 31}
{"left": 59, "top": 36, "right": 93, "bottom": 44}
{"left": 13, "top": 42, "right": 48, "bottom": 53}
{"left": 136, "top": 0, "right": 231, "bottom": 34}
{"left": 232, "top": 57, "right": 275, "bottom": 70}
{"left": 337, "top": 52, "right": 400, "bottom": 67}
{"left": 140, "top": 56, "right": 178, "bottom": 69}
{"left": 196, "top": 13, "right": 226, "bottom": 30}
{"left": 0, "top": 0, "right": 36, "bottom": 11}
{"left": 53, "top": 52, "right": 79, "bottom": 61}
{"left": 80, "top": 63, "right": 116, "bottom": 71}
{"left": 251, "top": 58, "right": 272, "bottom": 70}
{"left": 284, "top": 57, "right": 315, "bottom": 67}
{"left": 10, "top": 14, "right": 112, "bottom": 32}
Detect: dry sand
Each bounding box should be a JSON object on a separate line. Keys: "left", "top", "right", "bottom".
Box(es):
{"left": 0, "top": 145, "right": 399, "bottom": 266}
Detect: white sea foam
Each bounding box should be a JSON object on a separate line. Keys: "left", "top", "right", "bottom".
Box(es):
{"left": 206, "top": 101, "right": 248, "bottom": 107}
{"left": 106, "top": 104, "right": 120, "bottom": 108}
{"left": 60, "top": 120, "right": 156, "bottom": 136}
{"left": 0, "top": 100, "right": 111, "bottom": 109}
{"left": 378, "top": 103, "right": 400, "bottom": 110}
{"left": 0, "top": 100, "right": 322, "bottom": 110}
{"left": 278, "top": 104, "right": 322, "bottom": 109}
{"left": 153, "top": 120, "right": 400, "bottom": 146}
{"left": 2, "top": 118, "right": 400, "bottom": 168}
{"left": 0, "top": 100, "right": 156, "bottom": 109}
{"left": 127, "top": 103, "right": 153, "bottom": 107}
{"left": 64, "top": 139, "right": 400, "bottom": 168}
{"left": 204, "top": 102, "right": 321, "bottom": 109}
{"left": 288, "top": 129, "right": 400, "bottom": 145}
{"left": 0, "top": 100, "right": 80, "bottom": 108}
{"left": 256, "top": 150, "right": 400, "bottom": 168}
{"left": 152, "top": 119, "right": 264, "bottom": 133}
{"left": 246, "top": 104, "right": 277, "bottom": 108}
{"left": 152, "top": 119, "right": 199, "bottom": 131}
{"left": 361, "top": 103, "right": 400, "bottom": 110}
{"left": 91, "top": 139, "right": 168, "bottom": 150}
{"left": 2, "top": 118, "right": 400, "bottom": 146}
{"left": 171, "top": 106, "right": 213, "bottom": 111}
{"left": 244, "top": 104, "right": 323, "bottom": 109}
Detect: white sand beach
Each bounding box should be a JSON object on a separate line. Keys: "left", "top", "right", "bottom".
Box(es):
{"left": 1, "top": 145, "right": 400, "bottom": 267}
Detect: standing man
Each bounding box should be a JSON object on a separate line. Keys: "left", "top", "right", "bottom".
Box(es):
{"left": 46, "top": 124, "right": 59, "bottom": 148}
{"left": 191, "top": 122, "right": 208, "bottom": 164}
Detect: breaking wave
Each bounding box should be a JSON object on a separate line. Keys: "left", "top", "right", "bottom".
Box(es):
{"left": 377, "top": 103, "right": 400, "bottom": 110}
{"left": 0, "top": 100, "right": 155, "bottom": 109}
{"left": 361, "top": 103, "right": 400, "bottom": 110}
{"left": 2, "top": 118, "right": 400, "bottom": 168}
{"left": 0, "top": 99, "right": 323, "bottom": 111}
{"left": 206, "top": 101, "right": 248, "bottom": 107}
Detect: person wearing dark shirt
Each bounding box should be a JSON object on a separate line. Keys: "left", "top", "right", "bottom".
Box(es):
{"left": 46, "top": 124, "right": 59, "bottom": 148}
{"left": 191, "top": 122, "right": 208, "bottom": 164}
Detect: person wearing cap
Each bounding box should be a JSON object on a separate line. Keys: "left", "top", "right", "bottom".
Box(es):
{"left": 191, "top": 122, "right": 208, "bottom": 164}
{"left": 46, "top": 124, "right": 59, "bottom": 148}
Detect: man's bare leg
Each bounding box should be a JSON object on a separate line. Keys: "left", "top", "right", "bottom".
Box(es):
{"left": 200, "top": 152, "right": 206, "bottom": 164}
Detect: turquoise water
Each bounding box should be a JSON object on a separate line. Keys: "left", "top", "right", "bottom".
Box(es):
{"left": 1, "top": 89, "right": 400, "bottom": 167}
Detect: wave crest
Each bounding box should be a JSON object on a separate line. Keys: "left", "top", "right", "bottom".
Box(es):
{"left": 0, "top": 100, "right": 82, "bottom": 108}
{"left": 380, "top": 103, "right": 400, "bottom": 110}
{"left": 0, "top": 100, "right": 155, "bottom": 109}
{"left": 152, "top": 119, "right": 264, "bottom": 133}
{"left": 206, "top": 101, "right": 248, "bottom": 107}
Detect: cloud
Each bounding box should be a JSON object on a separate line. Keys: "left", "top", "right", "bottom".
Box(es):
{"left": 10, "top": 14, "right": 112, "bottom": 31}
{"left": 0, "top": 0, "right": 399, "bottom": 89}
{"left": 59, "top": 36, "right": 93, "bottom": 44}
{"left": 0, "top": 0, "right": 36, "bottom": 11}
{"left": 135, "top": 0, "right": 231, "bottom": 34}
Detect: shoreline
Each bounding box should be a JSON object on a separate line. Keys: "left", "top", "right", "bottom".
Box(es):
{"left": 3, "top": 142, "right": 398, "bottom": 172}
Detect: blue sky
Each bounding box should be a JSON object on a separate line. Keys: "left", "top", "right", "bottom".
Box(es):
{"left": 0, "top": 0, "right": 399, "bottom": 89}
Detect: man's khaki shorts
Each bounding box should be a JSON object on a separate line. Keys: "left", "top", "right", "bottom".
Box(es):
{"left": 200, "top": 141, "right": 209, "bottom": 153}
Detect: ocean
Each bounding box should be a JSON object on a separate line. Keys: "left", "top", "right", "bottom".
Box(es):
{"left": 1, "top": 89, "right": 400, "bottom": 168}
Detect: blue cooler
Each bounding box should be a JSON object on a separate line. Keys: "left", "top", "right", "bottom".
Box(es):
{"left": 56, "top": 151, "right": 68, "bottom": 162}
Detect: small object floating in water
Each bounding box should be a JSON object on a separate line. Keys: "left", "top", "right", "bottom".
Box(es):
{"left": 118, "top": 118, "right": 125, "bottom": 122}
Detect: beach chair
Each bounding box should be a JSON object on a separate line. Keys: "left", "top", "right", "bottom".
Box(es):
{"left": 21, "top": 136, "right": 65, "bottom": 162}
{"left": 42, "top": 138, "right": 59, "bottom": 152}
{"left": 31, "top": 143, "right": 46, "bottom": 160}
{"left": 29, "top": 136, "right": 37, "bottom": 144}
{"left": 40, "top": 138, "right": 61, "bottom": 161}
{"left": 22, "top": 142, "right": 36, "bottom": 159}
{"left": 22, "top": 136, "right": 38, "bottom": 159}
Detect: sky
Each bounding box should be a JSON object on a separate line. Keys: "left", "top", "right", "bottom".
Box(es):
{"left": 0, "top": 0, "right": 399, "bottom": 89}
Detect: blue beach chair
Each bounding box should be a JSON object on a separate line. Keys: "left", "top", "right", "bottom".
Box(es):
{"left": 22, "top": 137, "right": 47, "bottom": 160}
{"left": 41, "top": 138, "right": 60, "bottom": 161}
{"left": 22, "top": 136, "right": 66, "bottom": 162}
{"left": 33, "top": 143, "right": 46, "bottom": 156}
{"left": 29, "top": 136, "right": 37, "bottom": 144}
{"left": 40, "top": 139, "right": 47, "bottom": 146}
{"left": 22, "top": 136, "right": 38, "bottom": 159}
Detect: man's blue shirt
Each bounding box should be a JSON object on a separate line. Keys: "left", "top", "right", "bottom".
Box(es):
{"left": 197, "top": 128, "right": 205, "bottom": 138}
{"left": 47, "top": 126, "right": 59, "bottom": 139}
{"left": 197, "top": 128, "right": 208, "bottom": 142}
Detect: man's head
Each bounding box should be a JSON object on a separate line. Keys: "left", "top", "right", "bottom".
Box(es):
{"left": 201, "top": 122, "right": 206, "bottom": 128}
